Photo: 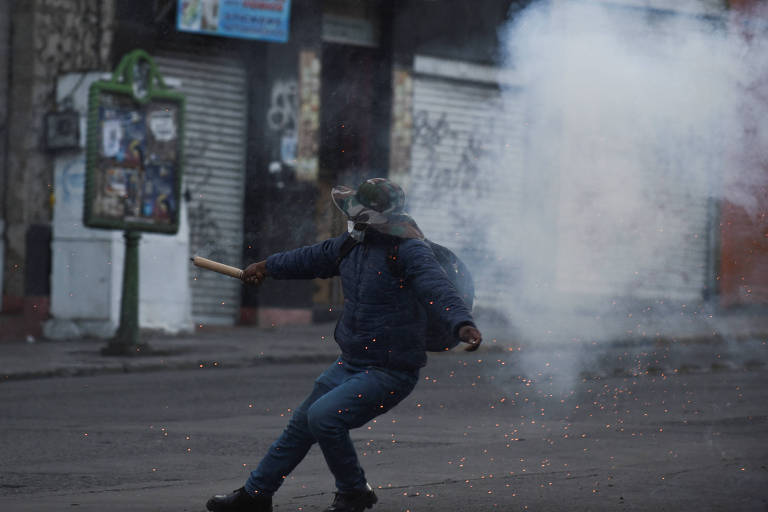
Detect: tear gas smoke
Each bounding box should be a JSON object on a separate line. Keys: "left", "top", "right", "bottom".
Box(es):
{"left": 412, "top": 1, "right": 767, "bottom": 387}
{"left": 489, "top": 0, "right": 767, "bottom": 342}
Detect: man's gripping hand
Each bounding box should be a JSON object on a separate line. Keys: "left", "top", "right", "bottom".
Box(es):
{"left": 243, "top": 260, "right": 268, "bottom": 286}
{"left": 459, "top": 325, "right": 483, "bottom": 352}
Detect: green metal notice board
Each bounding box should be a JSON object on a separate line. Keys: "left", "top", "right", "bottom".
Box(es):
{"left": 85, "top": 49, "right": 185, "bottom": 234}
{"left": 84, "top": 49, "right": 186, "bottom": 355}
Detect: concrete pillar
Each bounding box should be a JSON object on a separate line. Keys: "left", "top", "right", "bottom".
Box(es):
{"left": 2, "top": 0, "right": 115, "bottom": 322}
{"left": 0, "top": 0, "right": 11, "bottom": 312}
{"left": 4, "top": 0, "right": 45, "bottom": 306}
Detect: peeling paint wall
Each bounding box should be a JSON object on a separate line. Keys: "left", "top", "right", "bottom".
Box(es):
{"left": 296, "top": 49, "right": 321, "bottom": 182}
{"left": 388, "top": 66, "right": 414, "bottom": 188}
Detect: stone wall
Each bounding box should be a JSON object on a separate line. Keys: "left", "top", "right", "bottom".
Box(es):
{"left": 3, "top": 0, "right": 115, "bottom": 305}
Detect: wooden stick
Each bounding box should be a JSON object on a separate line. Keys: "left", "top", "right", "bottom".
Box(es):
{"left": 191, "top": 256, "right": 244, "bottom": 280}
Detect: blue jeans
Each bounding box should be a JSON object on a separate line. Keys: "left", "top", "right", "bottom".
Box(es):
{"left": 245, "top": 357, "right": 418, "bottom": 496}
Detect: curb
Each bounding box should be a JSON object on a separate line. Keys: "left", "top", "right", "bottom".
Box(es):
{"left": 0, "top": 352, "right": 339, "bottom": 383}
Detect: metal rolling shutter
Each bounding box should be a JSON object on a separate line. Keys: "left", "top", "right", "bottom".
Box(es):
{"left": 408, "top": 58, "right": 526, "bottom": 312}
{"left": 155, "top": 52, "right": 247, "bottom": 325}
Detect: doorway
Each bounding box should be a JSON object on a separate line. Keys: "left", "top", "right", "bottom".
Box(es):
{"left": 315, "top": 42, "right": 392, "bottom": 318}
{"left": 319, "top": 42, "right": 391, "bottom": 187}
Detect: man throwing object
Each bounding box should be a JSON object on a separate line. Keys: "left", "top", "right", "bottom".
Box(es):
{"left": 206, "top": 178, "right": 482, "bottom": 512}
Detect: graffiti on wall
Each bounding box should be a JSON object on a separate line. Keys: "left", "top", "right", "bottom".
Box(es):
{"left": 412, "top": 109, "right": 495, "bottom": 204}
{"left": 266, "top": 79, "right": 298, "bottom": 166}
{"left": 410, "top": 104, "right": 523, "bottom": 303}
{"left": 267, "top": 79, "right": 297, "bottom": 133}
{"left": 183, "top": 134, "right": 228, "bottom": 264}
{"left": 60, "top": 155, "right": 85, "bottom": 204}
{"left": 409, "top": 103, "right": 518, "bottom": 281}
{"left": 185, "top": 172, "right": 229, "bottom": 266}
{"left": 188, "top": 197, "right": 228, "bottom": 263}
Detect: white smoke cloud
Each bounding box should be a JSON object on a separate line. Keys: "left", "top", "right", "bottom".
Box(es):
{"left": 482, "top": 0, "right": 768, "bottom": 356}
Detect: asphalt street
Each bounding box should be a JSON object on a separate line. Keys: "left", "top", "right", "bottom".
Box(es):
{"left": 1, "top": 341, "right": 767, "bottom": 512}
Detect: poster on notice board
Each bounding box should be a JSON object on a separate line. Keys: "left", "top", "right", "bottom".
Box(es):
{"left": 177, "top": 0, "right": 291, "bottom": 43}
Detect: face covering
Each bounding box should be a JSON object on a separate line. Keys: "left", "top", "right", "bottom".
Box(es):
{"left": 347, "top": 221, "right": 368, "bottom": 242}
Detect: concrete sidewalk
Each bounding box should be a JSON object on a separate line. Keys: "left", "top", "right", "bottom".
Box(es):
{"left": 0, "top": 323, "right": 342, "bottom": 381}
{"left": 2, "top": 308, "right": 767, "bottom": 382}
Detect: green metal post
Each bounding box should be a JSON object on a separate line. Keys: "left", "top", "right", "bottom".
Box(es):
{"left": 102, "top": 230, "right": 149, "bottom": 355}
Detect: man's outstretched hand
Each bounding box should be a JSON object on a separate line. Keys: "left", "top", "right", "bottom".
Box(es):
{"left": 243, "top": 260, "right": 268, "bottom": 286}
{"left": 459, "top": 325, "right": 483, "bottom": 352}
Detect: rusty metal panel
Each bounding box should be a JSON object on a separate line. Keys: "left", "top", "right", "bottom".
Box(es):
{"left": 719, "top": 196, "right": 768, "bottom": 306}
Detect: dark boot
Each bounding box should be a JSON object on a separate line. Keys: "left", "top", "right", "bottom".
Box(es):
{"left": 206, "top": 487, "right": 272, "bottom": 512}
{"left": 323, "top": 483, "right": 378, "bottom": 512}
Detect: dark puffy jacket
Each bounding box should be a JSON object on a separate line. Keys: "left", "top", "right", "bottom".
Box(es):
{"left": 266, "top": 229, "right": 475, "bottom": 371}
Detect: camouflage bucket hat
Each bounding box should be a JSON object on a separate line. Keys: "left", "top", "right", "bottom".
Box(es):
{"left": 332, "top": 178, "right": 424, "bottom": 240}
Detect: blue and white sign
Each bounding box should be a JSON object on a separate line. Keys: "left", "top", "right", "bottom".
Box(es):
{"left": 177, "top": 0, "right": 291, "bottom": 43}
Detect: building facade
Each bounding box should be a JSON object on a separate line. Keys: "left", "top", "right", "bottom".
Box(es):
{"left": 1, "top": 0, "right": 766, "bottom": 342}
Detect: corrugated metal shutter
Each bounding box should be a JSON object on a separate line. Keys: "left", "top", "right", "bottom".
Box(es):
{"left": 408, "top": 60, "right": 527, "bottom": 312}
{"left": 155, "top": 52, "right": 247, "bottom": 325}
